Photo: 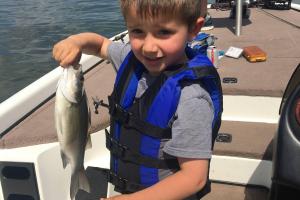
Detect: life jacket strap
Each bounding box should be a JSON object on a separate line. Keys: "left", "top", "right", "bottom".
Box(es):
{"left": 108, "top": 96, "right": 172, "bottom": 139}
{"left": 105, "top": 129, "right": 179, "bottom": 169}
{"left": 105, "top": 169, "right": 146, "bottom": 193}
{"left": 162, "top": 64, "right": 218, "bottom": 78}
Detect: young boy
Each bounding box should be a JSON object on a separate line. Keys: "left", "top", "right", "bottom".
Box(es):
{"left": 52, "top": 1, "right": 222, "bottom": 200}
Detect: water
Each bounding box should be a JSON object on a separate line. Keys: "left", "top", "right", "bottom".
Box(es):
{"left": 0, "top": 0, "right": 299, "bottom": 103}
{"left": 0, "top": 0, "right": 126, "bottom": 103}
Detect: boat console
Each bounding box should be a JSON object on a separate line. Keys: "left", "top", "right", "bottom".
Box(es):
{"left": 270, "top": 64, "right": 300, "bottom": 199}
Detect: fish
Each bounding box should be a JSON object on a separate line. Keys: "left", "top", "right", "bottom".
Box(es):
{"left": 54, "top": 64, "right": 91, "bottom": 200}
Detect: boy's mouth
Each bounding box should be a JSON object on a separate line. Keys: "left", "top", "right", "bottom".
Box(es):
{"left": 143, "top": 56, "right": 163, "bottom": 63}
{"left": 143, "top": 58, "right": 164, "bottom": 69}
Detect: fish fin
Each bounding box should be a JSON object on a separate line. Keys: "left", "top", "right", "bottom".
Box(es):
{"left": 60, "top": 150, "right": 68, "bottom": 169}
{"left": 85, "top": 134, "right": 92, "bottom": 149}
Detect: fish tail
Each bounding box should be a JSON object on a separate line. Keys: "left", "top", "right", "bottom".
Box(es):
{"left": 70, "top": 172, "right": 79, "bottom": 200}
{"left": 85, "top": 134, "right": 92, "bottom": 149}
{"left": 78, "top": 168, "right": 91, "bottom": 192}
{"left": 70, "top": 168, "right": 90, "bottom": 199}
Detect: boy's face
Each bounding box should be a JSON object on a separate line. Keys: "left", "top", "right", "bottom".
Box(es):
{"left": 126, "top": 8, "right": 200, "bottom": 76}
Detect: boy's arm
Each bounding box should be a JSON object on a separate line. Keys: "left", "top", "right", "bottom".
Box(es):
{"left": 102, "top": 158, "right": 209, "bottom": 200}
{"left": 53, "top": 32, "right": 112, "bottom": 67}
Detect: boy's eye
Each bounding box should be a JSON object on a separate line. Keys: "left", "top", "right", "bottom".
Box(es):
{"left": 157, "top": 29, "right": 175, "bottom": 38}
{"left": 158, "top": 29, "right": 172, "bottom": 35}
{"left": 130, "top": 29, "right": 144, "bottom": 35}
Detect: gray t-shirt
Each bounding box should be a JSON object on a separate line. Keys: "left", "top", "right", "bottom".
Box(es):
{"left": 107, "top": 42, "right": 213, "bottom": 162}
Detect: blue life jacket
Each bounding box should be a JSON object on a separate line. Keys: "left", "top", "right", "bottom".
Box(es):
{"left": 105, "top": 47, "right": 223, "bottom": 196}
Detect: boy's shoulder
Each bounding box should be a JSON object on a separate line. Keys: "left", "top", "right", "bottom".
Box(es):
{"left": 108, "top": 41, "right": 131, "bottom": 57}
{"left": 107, "top": 41, "right": 131, "bottom": 71}
{"left": 180, "top": 83, "right": 213, "bottom": 105}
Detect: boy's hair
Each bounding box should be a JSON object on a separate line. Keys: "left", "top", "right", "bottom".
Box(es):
{"left": 120, "top": 0, "right": 202, "bottom": 30}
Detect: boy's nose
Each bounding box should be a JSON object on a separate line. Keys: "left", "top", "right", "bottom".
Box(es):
{"left": 142, "top": 34, "right": 159, "bottom": 56}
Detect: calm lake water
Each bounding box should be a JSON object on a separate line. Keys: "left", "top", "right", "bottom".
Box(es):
{"left": 0, "top": 0, "right": 299, "bottom": 103}
{"left": 0, "top": 0, "right": 126, "bottom": 103}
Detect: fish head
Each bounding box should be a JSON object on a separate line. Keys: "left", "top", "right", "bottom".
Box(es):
{"left": 59, "top": 64, "right": 85, "bottom": 103}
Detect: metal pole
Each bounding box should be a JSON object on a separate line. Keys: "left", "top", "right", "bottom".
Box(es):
{"left": 235, "top": 0, "right": 243, "bottom": 36}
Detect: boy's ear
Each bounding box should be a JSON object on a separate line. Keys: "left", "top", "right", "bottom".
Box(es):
{"left": 188, "top": 17, "right": 204, "bottom": 41}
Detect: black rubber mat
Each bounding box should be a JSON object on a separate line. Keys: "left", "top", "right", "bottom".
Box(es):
{"left": 76, "top": 167, "right": 108, "bottom": 200}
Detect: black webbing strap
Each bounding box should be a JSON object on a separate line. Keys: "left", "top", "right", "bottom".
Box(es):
{"left": 191, "top": 66, "right": 219, "bottom": 79}
{"left": 107, "top": 96, "right": 172, "bottom": 139}
{"left": 104, "top": 169, "right": 146, "bottom": 193}
{"left": 163, "top": 65, "right": 219, "bottom": 80}
{"left": 105, "top": 129, "right": 179, "bottom": 169}
{"left": 115, "top": 53, "right": 140, "bottom": 101}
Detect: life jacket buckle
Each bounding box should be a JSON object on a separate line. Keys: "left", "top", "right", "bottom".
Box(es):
{"left": 107, "top": 170, "right": 127, "bottom": 191}
{"left": 113, "top": 143, "right": 127, "bottom": 158}
{"left": 111, "top": 104, "right": 132, "bottom": 124}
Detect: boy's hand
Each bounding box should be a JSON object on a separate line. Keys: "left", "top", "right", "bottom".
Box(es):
{"left": 52, "top": 37, "right": 82, "bottom": 68}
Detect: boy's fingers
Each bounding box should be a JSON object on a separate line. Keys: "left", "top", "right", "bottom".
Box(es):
{"left": 70, "top": 48, "right": 81, "bottom": 63}
{"left": 52, "top": 42, "right": 63, "bottom": 59}
{"left": 53, "top": 40, "right": 69, "bottom": 60}
{"left": 60, "top": 49, "right": 72, "bottom": 63}
{"left": 52, "top": 46, "right": 59, "bottom": 61}
{"left": 53, "top": 46, "right": 65, "bottom": 64}
{"left": 61, "top": 50, "right": 81, "bottom": 67}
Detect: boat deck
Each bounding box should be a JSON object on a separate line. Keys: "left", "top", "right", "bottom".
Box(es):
{"left": 1, "top": 7, "right": 300, "bottom": 200}
{"left": 211, "top": 8, "right": 299, "bottom": 97}
{"left": 203, "top": 182, "right": 269, "bottom": 200}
